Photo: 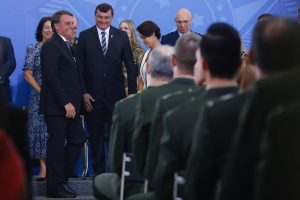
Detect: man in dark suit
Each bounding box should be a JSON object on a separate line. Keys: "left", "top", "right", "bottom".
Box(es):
{"left": 150, "top": 23, "right": 242, "bottom": 200}
{"left": 161, "top": 8, "right": 202, "bottom": 46}
{"left": 40, "top": 10, "right": 86, "bottom": 198}
{"left": 0, "top": 36, "right": 16, "bottom": 104}
{"left": 77, "top": 3, "right": 137, "bottom": 175}
{"left": 219, "top": 18, "right": 300, "bottom": 200}
{"left": 93, "top": 45, "right": 174, "bottom": 200}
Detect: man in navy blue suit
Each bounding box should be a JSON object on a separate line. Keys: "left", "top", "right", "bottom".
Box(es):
{"left": 0, "top": 36, "right": 16, "bottom": 104}
{"left": 40, "top": 10, "right": 86, "bottom": 198}
{"left": 161, "top": 8, "right": 202, "bottom": 46}
{"left": 77, "top": 3, "right": 137, "bottom": 175}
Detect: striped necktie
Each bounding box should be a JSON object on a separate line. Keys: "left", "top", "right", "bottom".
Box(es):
{"left": 65, "top": 41, "right": 74, "bottom": 55}
{"left": 65, "top": 41, "right": 76, "bottom": 62}
{"left": 101, "top": 31, "right": 107, "bottom": 55}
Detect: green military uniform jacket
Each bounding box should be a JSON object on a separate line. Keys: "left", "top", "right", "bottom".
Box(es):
{"left": 219, "top": 68, "right": 300, "bottom": 200}
{"left": 133, "top": 78, "right": 195, "bottom": 176}
{"left": 153, "top": 86, "right": 239, "bottom": 200}
{"left": 95, "top": 94, "right": 143, "bottom": 200}
{"left": 144, "top": 87, "right": 205, "bottom": 182}
{"left": 185, "top": 92, "right": 247, "bottom": 200}
{"left": 109, "top": 94, "right": 140, "bottom": 174}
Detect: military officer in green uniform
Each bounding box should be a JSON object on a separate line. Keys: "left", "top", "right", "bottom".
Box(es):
{"left": 151, "top": 22, "right": 242, "bottom": 200}
{"left": 132, "top": 33, "right": 201, "bottom": 179}
{"left": 93, "top": 45, "right": 174, "bottom": 200}
{"left": 144, "top": 32, "right": 204, "bottom": 184}
{"left": 219, "top": 18, "right": 300, "bottom": 200}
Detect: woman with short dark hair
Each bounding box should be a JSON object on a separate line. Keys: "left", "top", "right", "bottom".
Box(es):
{"left": 137, "top": 20, "right": 161, "bottom": 90}
{"left": 23, "top": 16, "right": 53, "bottom": 181}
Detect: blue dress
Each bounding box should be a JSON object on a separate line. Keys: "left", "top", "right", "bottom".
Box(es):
{"left": 24, "top": 43, "right": 48, "bottom": 159}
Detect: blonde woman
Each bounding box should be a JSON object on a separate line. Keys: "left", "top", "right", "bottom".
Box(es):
{"left": 119, "top": 19, "right": 145, "bottom": 93}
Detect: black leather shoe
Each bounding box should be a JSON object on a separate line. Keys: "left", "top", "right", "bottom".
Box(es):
{"left": 46, "top": 190, "right": 76, "bottom": 198}
{"left": 35, "top": 177, "right": 46, "bottom": 181}
{"left": 47, "top": 184, "right": 76, "bottom": 198}
{"left": 63, "top": 183, "right": 76, "bottom": 196}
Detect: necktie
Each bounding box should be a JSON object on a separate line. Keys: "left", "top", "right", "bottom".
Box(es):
{"left": 65, "top": 40, "right": 71, "bottom": 48}
{"left": 65, "top": 41, "right": 72, "bottom": 53}
{"left": 101, "top": 31, "right": 107, "bottom": 55}
{"left": 65, "top": 41, "right": 76, "bottom": 62}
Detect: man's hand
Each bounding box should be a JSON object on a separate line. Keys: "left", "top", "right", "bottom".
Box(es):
{"left": 64, "top": 103, "right": 76, "bottom": 118}
{"left": 83, "top": 93, "right": 95, "bottom": 112}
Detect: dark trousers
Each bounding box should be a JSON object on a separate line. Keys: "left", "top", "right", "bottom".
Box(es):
{"left": 86, "top": 106, "right": 112, "bottom": 175}
{"left": 45, "top": 115, "right": 86, "bottom": 191}
{"left": 0, "top": 82, "right": 12, "bottom": 104}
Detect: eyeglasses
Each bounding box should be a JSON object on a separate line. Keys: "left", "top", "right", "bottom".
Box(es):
{"left": 176, "top": 20, "right": 190, "bottom": 25}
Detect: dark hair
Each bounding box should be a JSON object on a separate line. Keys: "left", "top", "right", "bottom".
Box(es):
{"left": 35, "top": 16, "right": 52, "bottom": 42}
{"left": 175, "top": 32, "right": 201, "bottom": 73}
{"left": 251, "top": 17, "right": 300, "bottom": 73}
{"left": 137, "top": 20, "right": 161, "bottom": 39}
{"left": 51, "top": 10, "right": 73, "bottom": 32}
{"left": 200, "top": 22, "right": 241, "bottom": 78}
{"left": 257, "top": 13, "right": 273, "bottom": 22}
{"left": 95, "top": 3, "right": 114, "bottom": 16}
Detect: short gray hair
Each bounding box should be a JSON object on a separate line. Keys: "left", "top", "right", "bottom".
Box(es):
{"left": 175, "top": 32, "right": 201, "bottom": 72}
{"left": 148, "top": 45, "right": 174, "bottom": 80}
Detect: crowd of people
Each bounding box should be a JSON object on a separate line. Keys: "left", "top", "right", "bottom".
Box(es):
{"left": 0, "top": 2, "right": 300, "bottom": 200}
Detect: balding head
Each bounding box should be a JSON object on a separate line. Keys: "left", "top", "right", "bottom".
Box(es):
{"left": 70, "top": 16, "right": 78, "bottom": 43}
{"left": 175, "top": 8, "right": 192, "bottom": 34}
{"left": 257, "top": 13, "right": 273, "bottom": 23}
{"left": 148, "top": 45, "right": 174, "bottom": 80}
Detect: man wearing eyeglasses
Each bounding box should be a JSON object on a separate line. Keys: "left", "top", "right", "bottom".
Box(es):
{"left": 161, "top": 8, "right": 202, "bottom": 46}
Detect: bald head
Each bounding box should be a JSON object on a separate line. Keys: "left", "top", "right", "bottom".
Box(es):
{"left": 175, "top": 8, "right": 192, "bottom": 34}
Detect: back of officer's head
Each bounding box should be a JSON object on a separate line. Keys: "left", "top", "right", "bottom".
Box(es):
{"left": 200, "top": 22, "right": 241, "bottom": 79}
{"left": 251, "top": 17, "right": 300, "bottom": 74}
{"left": 174, "top": 32, "right": 201, "bottom": 73}
{"left": 148, "top": 45, "right": 174, "bottom": 80}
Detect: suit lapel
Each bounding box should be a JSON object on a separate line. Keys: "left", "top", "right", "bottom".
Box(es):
{"left": 174, "top": 31, "right": 180, "bottom": 41}
{"left": 106, "top": 26, "right": 115, "bottom": 57}
{"left": 54, "top": 33, "right": 77, "bottom": 64}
